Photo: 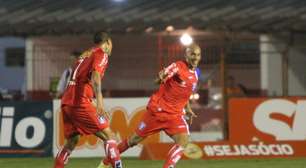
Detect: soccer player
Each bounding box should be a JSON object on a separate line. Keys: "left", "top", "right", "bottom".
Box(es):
{"left": 54, "top": 32, "right": 122, "bottom": 168}
{"left": 98, "top": 43, "right": 201, "bottom": 168}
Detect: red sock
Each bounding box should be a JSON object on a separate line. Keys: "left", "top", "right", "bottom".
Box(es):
{"left": 118, "top": 139, "right": 130, "bottom": 153}
{"left": 104, "top": 140, "right": 122, "bottom": 168}
{"left": 163, "top": 144, "right": 184, "bottom": 168}
{"left": 103, "top": 139, "right": 129, "bottom": 166}
{"left": 54, "top": 147, "right": 71, "bottom": 168}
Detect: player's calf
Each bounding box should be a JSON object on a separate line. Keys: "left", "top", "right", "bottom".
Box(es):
{"left": 101, "top": 139, "right": 128, "bottom": 167}
{"left": 163, "top": 144, "right": 184, "bottom": 168}
{"left": 105, "top": 140, "right": 122, "bottom": 168}
{"left": 54, "top": 147, "right": 71, "bottom": 168}
{"left": 54, "top": 134, "right": 79, "bottom": 168}
{"left": 163, "top": 133, "right": 189, "bottom": 168}
{"left": 102, "top": 135, "right": 143, "bottom": 167}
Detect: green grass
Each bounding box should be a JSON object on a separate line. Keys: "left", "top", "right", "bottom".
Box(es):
{"left": 0, "top": 157, "right": 306, "bottom": 168}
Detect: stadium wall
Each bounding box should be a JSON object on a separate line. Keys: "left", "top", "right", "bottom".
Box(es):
{"left": 0, "top": 37, "right": 25, "bottom": 91}
{"left": 288, "top": 35, "right": 306, "bottom": 96}
{"left": 260, "top": 34, "right": 306, "bottom": 96}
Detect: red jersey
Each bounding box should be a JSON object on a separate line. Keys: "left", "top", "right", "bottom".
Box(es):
{"left": 61, "top": 47, "right": 108, "bottom": 107}
{"left": 148, "top": 60, "right": 198, "bottom": 117}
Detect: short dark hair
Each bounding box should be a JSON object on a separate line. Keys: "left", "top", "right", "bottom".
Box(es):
{"left": 93, "top": 32, "right": 111, "bottom": 44}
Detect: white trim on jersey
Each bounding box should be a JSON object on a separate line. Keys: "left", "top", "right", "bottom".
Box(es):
{"left": 99, "top": 53, "right": 108, "bottom": 67}
{"left": 164, "top": 63, "right": 179, "bottom": 80}
{"left": 194, "top": 69, "right": 198, "bottom": 81}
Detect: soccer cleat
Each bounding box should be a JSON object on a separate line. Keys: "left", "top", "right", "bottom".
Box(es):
{"left": 97, "top": 162, "right": 111, "bottom": 168}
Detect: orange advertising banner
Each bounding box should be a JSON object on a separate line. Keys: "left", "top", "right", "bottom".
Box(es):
{"left": 140, "top": 97, "right": 306, "bottom": 159}
{"left": 229, "top": 97, "right": 306, "bottom": 142}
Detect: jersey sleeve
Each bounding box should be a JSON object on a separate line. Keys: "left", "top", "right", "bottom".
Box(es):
{"left": 92, "top": 51, "right": 108, "bottom": 77}
{"left": 163, "top": 62, "right": 180, "bottom": 81}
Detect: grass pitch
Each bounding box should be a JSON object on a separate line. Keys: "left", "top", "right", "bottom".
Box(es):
{"left": 0, "top": 157, "right": 306, "bottom": 168}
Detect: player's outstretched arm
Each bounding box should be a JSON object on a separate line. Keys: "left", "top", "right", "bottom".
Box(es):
{"left": 155, "top": 63, "right": 179, "bottom": 84}
{"left": 91, "top": 70, "right": 109, "bottom": 119}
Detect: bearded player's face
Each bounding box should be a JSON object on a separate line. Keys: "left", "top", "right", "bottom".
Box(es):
{"left": 185, "top": 47, "right": 201, "bottom": 69}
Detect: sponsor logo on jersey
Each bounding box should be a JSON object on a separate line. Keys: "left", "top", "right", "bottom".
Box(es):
{"left": 178, "top": 125, "right": 186, "bottom": 128}
{"left": 98, "top": 116, "right": 106, "bottom": 124}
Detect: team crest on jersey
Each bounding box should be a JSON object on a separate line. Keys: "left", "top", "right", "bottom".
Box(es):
{"left": 98, "top": 116, "right": 106, "bottom": 124}
{"left": 138, "top": 122, "right": 146, "bottom": 131}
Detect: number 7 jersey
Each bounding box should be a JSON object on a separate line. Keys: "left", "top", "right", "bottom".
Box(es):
{"left": 61, "top": 47, "right": 109, "bottom": 107}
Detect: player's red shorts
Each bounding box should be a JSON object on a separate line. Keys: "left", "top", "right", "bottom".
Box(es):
{"left": 61, "top": 104, "right": 109, "bottom": 138}
{"left": 135, "top": 108, "right": 190, "bottom": 137}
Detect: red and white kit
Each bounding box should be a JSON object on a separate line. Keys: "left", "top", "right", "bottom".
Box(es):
{"left": 136, "top": 60, "right": 198, "bottom": 137}
{"left": 61, "top": 47, "right": 109, "bottom": 138}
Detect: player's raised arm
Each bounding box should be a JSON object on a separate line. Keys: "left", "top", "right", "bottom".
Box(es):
{"left": 155, "top": 63, "right": 179, "bottom": 84}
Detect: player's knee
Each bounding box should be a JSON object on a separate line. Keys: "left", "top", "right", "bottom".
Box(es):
{"left": 65, "top": 134, "right": 80, "bottom": 150}
{"left": 104, "top": 131, "right": 115, "bottom": 140}
{"left": 180, "top": 141, "right": 188, "bottom": 149}
{"left": 175, "top": 139, "right": 188, "bottom": 149}
{"left": 175, "top": 135, "right": 189, "bottom": 148}
{"left": 70, "top": 135, "right": 80, "bottom": 145}
{"left": 128, "top": 139, "right": 137, "bottom": 146}
{"left": 129, "top": 135, "right": 143, "bottom": 146}
{"left": 96, "top": 128, "right": 116, "bottom": 141}
{"left": 128, "top": 138, "right": 136, "bottom": 146}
